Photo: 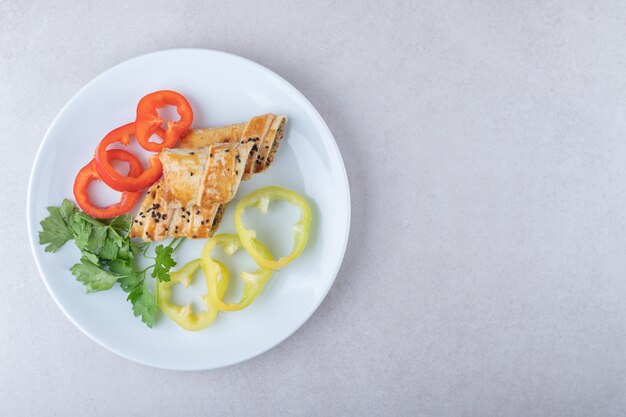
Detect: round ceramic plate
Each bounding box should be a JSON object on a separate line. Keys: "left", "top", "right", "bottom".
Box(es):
{"left": 27, "top": 49, "right": 350, "bottom": 370}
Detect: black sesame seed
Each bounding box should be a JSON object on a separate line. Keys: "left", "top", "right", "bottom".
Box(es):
{"left": 186, "top": 211, "right": 190, "bottom": 216}
{"left": 139, "top": 221, "right": 143, "bottom": 226}
{"left": 196, "top": 209, "right": 200, "bottom": 215}
{"left": 190, "top": 172, "right": 194, "bottom": 176}
{"left": 162, "top": 214, "right": 167, "bottom": 220}
{"left": 190, "top": 152, "right": 195, "bottom": 155}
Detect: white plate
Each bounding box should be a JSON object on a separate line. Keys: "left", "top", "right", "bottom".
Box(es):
{"left": 27, "top": 49, "right": 350, "bottom": 370}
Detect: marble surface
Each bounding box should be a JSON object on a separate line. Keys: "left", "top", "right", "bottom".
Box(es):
{"left": 3, "top": 1, "right": 626, "bottom": 415}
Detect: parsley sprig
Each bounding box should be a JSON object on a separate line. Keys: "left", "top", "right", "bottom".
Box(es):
{"left": 39, "top": 199, "right": 184, "bottom": 328}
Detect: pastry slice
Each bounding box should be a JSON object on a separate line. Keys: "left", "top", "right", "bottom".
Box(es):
{"left": 130, "top": 185, "right": 222, "bottom": 242}
{"left": 253, "top": 115, "right": 286, "bottom": 174}
{"left": 159, "top": 148, "right": 209, "bottom": 209}
{"left": 239, "top": 114, "right": 275, "bottom": 179}
{"left": 131, "top": 144, "right": 251, "bottom": 241}
{"left": 197, "top": 142, "right": 251, "bottom": 206}
{"left": 180, "top": 113, "right": 287, "bottom": 175}
{"left": 178, "top": 123, "right": 245, "bottom": 149}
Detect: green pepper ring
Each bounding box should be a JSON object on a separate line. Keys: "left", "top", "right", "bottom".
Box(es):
{"left": 234, "top": 186, "right": 312, "bottom": 270}
{"left": 157, "top": 258, "right": 229, "bottom": 331}
{"left": 201, "top": 234, "right": 274, "bottom": 312}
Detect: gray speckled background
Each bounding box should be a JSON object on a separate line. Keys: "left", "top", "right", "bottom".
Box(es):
{"left": 3, "top": 1, "right": 626, "bottom": 415}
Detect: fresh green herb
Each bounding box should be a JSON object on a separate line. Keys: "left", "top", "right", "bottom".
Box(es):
{"left": 152, "top": 238, "right": 184, "bottom": 282}
{"left": 127, "top": 285, "right": 159, "bottom": 328}
{"left": 70, "top": 256, "right": 119, "bottom": 293}
{"left": 38, "top": 199, "right": 185, "bottom": 328}
{"left": 38, "top": 199, "right": 77, "bottom": 252}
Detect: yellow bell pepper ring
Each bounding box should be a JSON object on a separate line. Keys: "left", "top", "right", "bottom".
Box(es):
{"left": 157, "top": 258, "right": 229, "bottom": 331}
{"left": 200, "top": 234, "right": 274, "bottom": 312}
{"left": 234, "top": 186, "right": 312, "bottom": 270}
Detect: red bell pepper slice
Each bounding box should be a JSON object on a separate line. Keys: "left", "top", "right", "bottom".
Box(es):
{"left": 94, "top": 123, "right": 163, "bottom": 192}
{"left": 74, "top": 149, "right": 142, "bottom": 218}
{"left": 134, "top": 90, "right": 193, "bottom": 152}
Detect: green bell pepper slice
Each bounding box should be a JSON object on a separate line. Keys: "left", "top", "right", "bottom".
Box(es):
{"left": 234, "top": 186, "right": 312, "bottom": 270}
{"left": 157, "top": 258, "right": 229, "bottom": 331}
{"left": 200, "top": 234, "right": 274, "bottom": 312}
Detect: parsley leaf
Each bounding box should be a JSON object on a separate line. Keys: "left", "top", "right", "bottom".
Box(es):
{"left": 99, "top": 230, "right": 120, "bottom": 260}
{"left": 106, "top": 214, "right": 132, "bottom": 232}
{"left": 70, "top": 256, "right": 118, "bottom": 293}
{"left": 39, "top": 201, "right": 188, "bottom": 329}
{"left": 127, "top": 285, "right": 158, "bottom": 328}
{"left": 70, "top": 217, "right": 92, "bottom": 251}
{"left": 81, "top": 251, "right": 100, "bottom": 264}
{"left": 38, "top": 200, "right": 77, "bottom": 252}
{"left": 152, "top": 244, "right": 176, "bottom": 282}
{"left": 117, "top": 242, "right": 134, "bottom": 262}
{"left": 87, "top": 226, "right": 108, "bottom": 252}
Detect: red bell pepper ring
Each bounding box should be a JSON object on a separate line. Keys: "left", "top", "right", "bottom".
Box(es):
{"left": 74, "top": 149, "right": 143, "bottom": 218}
{"left": 134, "top": 90, "right": 193, "bottom": 152}
{"left": 94, "top": 123, "right": 163, "bottom": 192}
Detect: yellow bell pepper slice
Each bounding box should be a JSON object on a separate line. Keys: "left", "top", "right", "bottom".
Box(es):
{"left": 157, "top": 258, "right": 229, "bottom": 331}
{"left": 200, "top": 234, "right": 274, "bottom": 312}
{"left": 234, "top": 186, "right": 311, "bottom": 270}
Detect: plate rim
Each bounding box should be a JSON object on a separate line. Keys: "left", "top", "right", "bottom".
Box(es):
{"left": 26, "top": 48, "right": 351, "bottom": 370}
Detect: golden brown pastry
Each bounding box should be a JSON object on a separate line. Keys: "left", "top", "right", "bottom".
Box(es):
{"left": 159, "top": 143, "right": 251, "bottom": 208}
{"left": 129, "top": 182, "right": 222, "bottom": 242}
{"left": 180, "top": 114, "right": 287, "bottom": 176}
{"left": 131, "top": 114, "right": 288, "bottom": 241}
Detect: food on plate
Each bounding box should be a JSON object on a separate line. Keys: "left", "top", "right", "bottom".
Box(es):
{"left": 157, "top": 259, "right": 227, "bottom": 331}
{"left": 40, "top": 89, "right": 312, "bottom": 330}
{"left": 200, "top": 234, "right": 274, "bottom": 312}
{"left": 73, "top": 149, "right": 143, "bottom": 218}
{"left": 160, "top": 144, "right": 251, "bottom": 207}
{"left": 135, "top": 90, "right": 194, "bottom": 152}
{"left": 39, "top": 199, "right": 184, "bottom": 327}
{"left": 94, "top": 123, "right": 164, "bottom": 192}
{"left": 234, "top": 186, "right": 312, "bottom": 270}
{"left": 130, "top": 113, "right": 288, "bottom": 242}
{"left": 180, "top": 113, "right": 287, "bottom": 178}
